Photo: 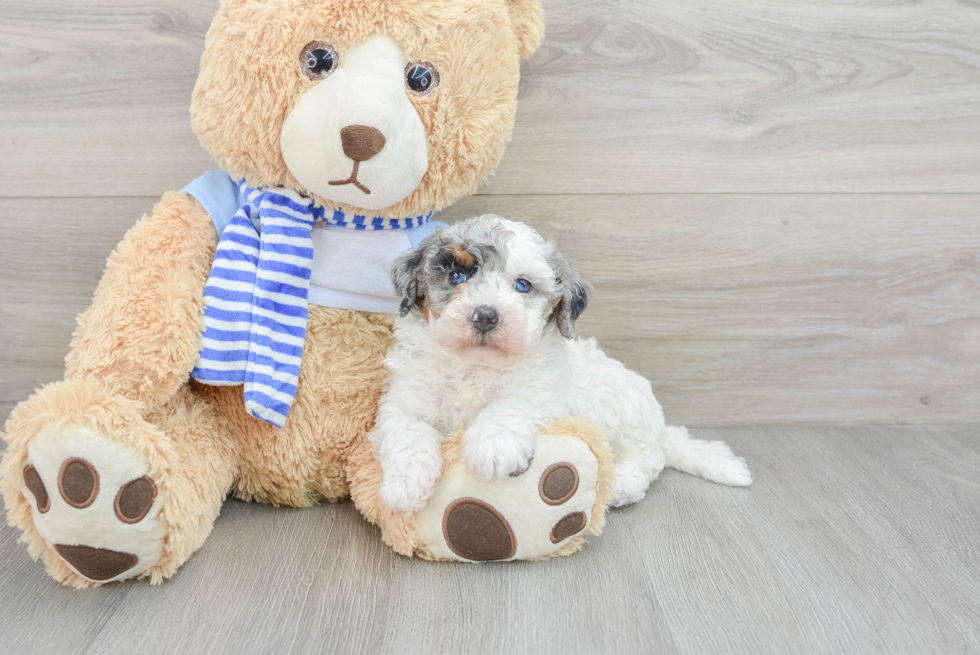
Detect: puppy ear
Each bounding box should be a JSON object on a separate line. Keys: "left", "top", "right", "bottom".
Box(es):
{"left": 391, "top": 248, "right": 427, "bottom": 317}
{"left": 505, "top": 0, "right": 545, "bottom": 59}
{"left": 549, "top": 247, "right": 594, "bottom": 339}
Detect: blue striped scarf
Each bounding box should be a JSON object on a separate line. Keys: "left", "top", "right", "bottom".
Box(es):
{"left": 191, "top": 181, "right": 432, "bottom": 427}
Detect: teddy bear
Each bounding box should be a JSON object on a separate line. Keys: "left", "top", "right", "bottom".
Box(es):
{"left": 1, "top": 0, "right": 616, "bottom": 586}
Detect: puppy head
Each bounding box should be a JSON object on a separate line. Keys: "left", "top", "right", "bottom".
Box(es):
{"left": 392, "top": 215, "right": 593, "bottom": 367}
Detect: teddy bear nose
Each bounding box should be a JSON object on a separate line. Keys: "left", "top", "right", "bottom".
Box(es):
{"left": 340, "top": 124, "right": 386, "bottom": 162}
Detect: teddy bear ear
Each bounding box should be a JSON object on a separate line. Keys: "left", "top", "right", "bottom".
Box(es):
{"left": 505, "top": 0, "right": 545, "bottom": 59}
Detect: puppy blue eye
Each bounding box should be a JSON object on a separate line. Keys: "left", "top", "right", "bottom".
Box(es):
{"left": 450, "top": 271, "right": 467, "bottom": 285}
{"left": 514, "top": 278, "right": 532, "bottom": 293}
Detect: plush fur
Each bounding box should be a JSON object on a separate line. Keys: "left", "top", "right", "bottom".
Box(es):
{"left": 375, "top": 216, "right": 752, "bottom": 515}
{"left": 347, "top": 417, "right": 614, "bottom": 560}
{"left": 193, "top": 0, "right": 544, "bottom": 218}
{"left": 1, "top": 0, "right": 568, "bottom": 585}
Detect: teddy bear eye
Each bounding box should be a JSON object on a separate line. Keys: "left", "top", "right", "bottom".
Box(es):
{"left": 405, "top": 62, "right": 440, "bottom": 97}
{"left": 301, "top": 42, "right": 338, "bottom": 80}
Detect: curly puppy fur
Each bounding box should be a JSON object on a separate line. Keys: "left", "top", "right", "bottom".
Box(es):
{"left": 373, "top": 216, "right": 752, "bottom": 515}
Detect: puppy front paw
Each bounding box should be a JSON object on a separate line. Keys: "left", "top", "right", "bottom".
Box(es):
{"left": 462, "top": 421, "right": 535, "bottom": 480}
{"left": 379, "top": 447, "right": 442, "bottom": 514}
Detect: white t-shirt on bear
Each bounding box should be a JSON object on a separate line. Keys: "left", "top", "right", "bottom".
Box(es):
{"left": 182, "top": 170, "right": 446, "bottom": 316}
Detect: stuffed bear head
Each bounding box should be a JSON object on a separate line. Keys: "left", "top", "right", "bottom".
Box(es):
{"left": 191, "top": 0, "right": 544, "bottom": 218}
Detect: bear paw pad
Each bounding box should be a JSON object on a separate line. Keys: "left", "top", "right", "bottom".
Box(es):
{"left": 21, "top": 425, "right": 166, "bottom": 583}
{"left": 418, "top": 432, "right": 600, "bottom": 561}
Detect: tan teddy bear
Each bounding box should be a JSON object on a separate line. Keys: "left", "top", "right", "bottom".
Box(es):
{"left": 1, "top": 0, "right": 615, "bottom": 586}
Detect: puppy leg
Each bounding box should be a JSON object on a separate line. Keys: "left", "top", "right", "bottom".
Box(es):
{"left": 372, "top": 415, "right": 443, "bottom": 515}
{"left": 578, "top": 343, "right": 668, "bottom": 506}
{"left": 605, "top": 368, "right": 667, "bottom": 507}
{"left": 462, "top": 398, "right": 540, "bottom": 479}
{"left": 610, "top": 442, "right": 666, "bottom": 507}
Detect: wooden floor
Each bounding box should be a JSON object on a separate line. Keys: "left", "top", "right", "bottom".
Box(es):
{"left": 1, "top": 426, "right": 977, "bottom": 655}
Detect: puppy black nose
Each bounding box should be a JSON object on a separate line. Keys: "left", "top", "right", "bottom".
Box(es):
{"left": 340, "top": 125, "right": 386, "bottom": 161}
{"left": 471, "top": 307, "right": 499, "bottom": 334}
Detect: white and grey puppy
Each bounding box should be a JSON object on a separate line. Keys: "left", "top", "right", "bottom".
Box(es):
{"left": 374, "top": 215, "right": 751, "bottom": 513}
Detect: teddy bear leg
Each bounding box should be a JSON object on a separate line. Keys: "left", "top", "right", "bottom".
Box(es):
{"left": 411, "top": 419, "right": 616, "bottom": 562}
{"left": 1, "top": 379, "right": 238, "bottom": 587}
{"left": 352, "top": 418, "right": 617, "bottom": 562}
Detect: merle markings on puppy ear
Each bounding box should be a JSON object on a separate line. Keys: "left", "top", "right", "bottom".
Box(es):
{"left": 392, "top": 217, "right": 511, "bottom": 318}
{"left": 391, "top": 247, "right": 428, "bottom": 317}
{"left": 548, "top": 245, "right": 594, "bottom": 339}
{"left": 432, "top": 242, "right": 480, "bottom": 276}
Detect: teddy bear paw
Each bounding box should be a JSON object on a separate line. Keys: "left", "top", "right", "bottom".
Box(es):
{"left": 21, "top": 424, "right": 166, "bottom": 583}
{"left": 415, "top": 431, "right": 601, "bottom": 561}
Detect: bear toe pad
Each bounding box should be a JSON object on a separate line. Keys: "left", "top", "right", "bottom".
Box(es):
{"left": 22, "top": 425, "right": 167, "bottom": 584}
{"left": 416, "top": 430, "right": 602, "bottom": 562}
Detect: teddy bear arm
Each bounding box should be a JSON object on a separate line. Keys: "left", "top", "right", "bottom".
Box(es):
{"left": 65, "top": 191, "right": 218, "bottom": 410}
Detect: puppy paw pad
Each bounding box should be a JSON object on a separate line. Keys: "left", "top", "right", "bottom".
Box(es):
{"left": 114, "top": 476, "right": 157, "bottom": 524}
{"left": 442, "top": 498, "right": 516, "bottom": 561}
{"left": 58, "top": 458, "right": 99, "bottom": 509}
{"left": 539, "top": 462, "right": 579, "bottom": 505}
{"left": 23, "top": 465, "right": 50, "bottom": 513}
{"left": 54, "top": 544, "right": 138, "bottom": 581}
{"left": 550, "top": 511, "right": 588, "bottom": 544}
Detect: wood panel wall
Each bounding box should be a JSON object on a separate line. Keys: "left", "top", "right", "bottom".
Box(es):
{"left": 2, "top": 0, "right": 979, "bottom": 425}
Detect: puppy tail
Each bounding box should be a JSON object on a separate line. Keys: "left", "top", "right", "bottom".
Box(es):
{"left": 662, "top": 425, "right": 752, "bottom": 486}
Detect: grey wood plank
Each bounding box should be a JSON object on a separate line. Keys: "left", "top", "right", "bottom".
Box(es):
{"left": 0, "top": 0, "right": 218, "bottom": 198}
{"left": 78, "top": 501, "right": 398, "bottom": 655}
{"left": 946, "top": 423, "right": 980, "bottom": 460}
{"left": 2, "top": 0, "right": 980, "bottom": 197}
{"left": 0, "top": 521, "right": 136, "bottom": 653}
{"left": 608, "top": 426, "right": 980, "bottom": 655}
{"left": 0, "top": 197, "right": 144, "bottom": 416}
{"left": 4, "top": 194, "right": 979, "bottom": 427}
{"left": 780, "top": 425, "right": 980, "bottom": 649}
{"left": 3, "top": 499, "right": 677, "bottom": 655}
{"left": 2, "top": 426, "right": 979, "bottom": 654}
{"left": 502, "top": 0, "right": 980, "bottom": 195}
{"left": 377, "top": 518, "right": 676, "bottom": 655}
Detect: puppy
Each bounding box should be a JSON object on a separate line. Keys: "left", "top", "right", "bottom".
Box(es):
{"left": 373, "top": 215, "right": 751, "bottom": 514}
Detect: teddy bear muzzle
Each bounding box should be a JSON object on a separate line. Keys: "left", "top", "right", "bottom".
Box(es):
{"left": 327, "top": 124, "right": 388, "bottom": 195}
{"left": 280, "top": 34, "right": 429, "bottom": 211}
